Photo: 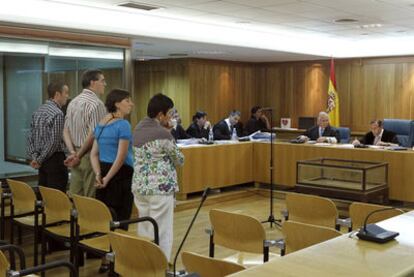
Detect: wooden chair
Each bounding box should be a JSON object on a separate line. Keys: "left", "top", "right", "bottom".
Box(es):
{"left": 349, "top": 202, "right": 404, "bottom": 231}
{"left": 208, "top": 209, "right": 278, "bottom": 267}
{"left": 6, "top": 179, "right": 45, "bottom": 266}
{"left": 72, "top": 194, "right": 114, "bottom": 271}
{"left": 39, "top": 186, "right": 94, "bottom": 265}
{"left": 108, "top": 230, "right": 168, "bottom": 277}
{"left": 281, "top": 220, "right": 341, "bottom": 255}
{"left": 285, "top": 192, "right": 341, "bottom": 229}
{"left": 182, "top": 251, "right": 245, "bottom": 277}
{"left": 0, "top": 243, "right": 77, "bottom": 277}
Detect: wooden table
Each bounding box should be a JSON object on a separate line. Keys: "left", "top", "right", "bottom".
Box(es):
{"left": 229, "top": 211, "right": 414, "bottom": 277}
{"left": 176, "top": 142, "right": 253, "bottom": 199}
{"left": 177, "top": 141, "right": 414, "bottom": 202}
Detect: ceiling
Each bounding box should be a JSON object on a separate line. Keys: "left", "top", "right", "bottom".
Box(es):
{"left": 3, "top": 0, "right": 414, "bottom": 61}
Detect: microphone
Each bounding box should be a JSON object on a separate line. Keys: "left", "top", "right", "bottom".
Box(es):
{"left": 356, "top": 207, "right": 402, "bottom": 243}
{"left": 172, "top": 187, "right": 210, "bottom": 277}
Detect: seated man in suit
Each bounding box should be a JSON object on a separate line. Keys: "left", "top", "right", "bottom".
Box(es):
{"left": 299, "top": 111, "right": 340, "bottom": 143}
{"left": 186, "top": 111, "right": 211, "bottom": 139}
{"left": 170, "top": 108, "right": 189, "bottom": 140}
{"left": 244, "top": 106, "right": 271, "bottom": 135}
{"left": 352, "top": 119, "right": 399, "bottom": 146}
{"left": 213, "top": 110, "right": 242, "bottom": 140}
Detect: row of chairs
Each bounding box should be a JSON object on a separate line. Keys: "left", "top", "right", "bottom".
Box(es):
{"left": 1, "top": 179, "right": 247, "bottom": 277}
{"left": 207, "top": 192, "right": 405, "bottom": 266}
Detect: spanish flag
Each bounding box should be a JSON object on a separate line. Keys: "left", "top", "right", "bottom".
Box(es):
{"left": 327, "top": 58, "right": 340, "bottom": 127}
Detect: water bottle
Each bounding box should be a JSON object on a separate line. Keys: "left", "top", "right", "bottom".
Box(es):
{"left": 231, "top": 128, "right": 238, "bottom": 140}
{"left": 208, "top": 127, "right": 214, "bottom": 142}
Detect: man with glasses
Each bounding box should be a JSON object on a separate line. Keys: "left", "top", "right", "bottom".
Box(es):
{"left": 63, "top": 69, "right": 107, "bottom": 197}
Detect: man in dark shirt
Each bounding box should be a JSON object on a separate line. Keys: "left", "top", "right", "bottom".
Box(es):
{"left": 170, "top": 108, "right": 189, "bottom": 140}
{"left": 27, "top": 81, "right": 69, "bottom": 192}
{"left": 186, "top": 111, "right": 211, "bottom": 139}
{"left": 352, "top": 119, "right": 399, "bottom": 146}
{"left": 213, "top": 110, "right": 242, "bottom": 140}
{"left": 244, "top": 106, "right": 271, "bottom": 135}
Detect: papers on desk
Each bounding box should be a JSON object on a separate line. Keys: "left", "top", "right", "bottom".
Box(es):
{"left": 213, "top": 140, "right": 240, "bottom": 145}
{"left": 335, "top": 144, "right": 355, "bottom": 149}
{"left": 314, "top": 142, "right": 332, "bottom": 146}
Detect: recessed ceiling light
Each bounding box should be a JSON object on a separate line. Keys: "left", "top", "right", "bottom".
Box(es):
{"left": 357, "top": 23, "right": 382, "bottom": 29}
{"left": 334, "top": 18, "right": 359, "bottom": 24}
{"left": 236, "top": 20, "right": 251, "bottom": 24}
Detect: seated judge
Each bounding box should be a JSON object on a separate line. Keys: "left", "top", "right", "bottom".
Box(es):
{"left": 300, "top": 111, "right": 340, "bottom": 143}
{"left": 170, "top": 108, "right": 189, "bottom": 140}
{"left": 244, "top": 106, "right": 271, "bottom": 135}
{"left": 352, "top": 119, "right": 399, "bottom": 146}
{"left": 186, "top": 111, "right": 211, "bottom": 139}
{"left": 213, "top": 110, "right": 242, "bottom": 140}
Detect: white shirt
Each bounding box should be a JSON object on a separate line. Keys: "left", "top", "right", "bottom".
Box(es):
{"left": 225, "top": 118, "right": 232, "bottom": 132}
{"left": 373, "top": 129, "right": 384, "bottom": 145}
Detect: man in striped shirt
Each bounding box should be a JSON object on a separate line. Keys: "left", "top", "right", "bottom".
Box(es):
{"left": 63, "top": 69, "right": 107, "bottom": 197}
{"left": 27, "top": 81, "right": 69, "bottom": 192}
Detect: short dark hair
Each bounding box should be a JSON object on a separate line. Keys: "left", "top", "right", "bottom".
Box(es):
{"left": 251, "top": 106, "right": 261, "bottom": 114}
{"left": 47, "top": 81, "right": 66, "bottom": 99}
{"left": 147, "top": 93, "right": 174, "bottom": 118}
{"left": 192, "top": 111, "right": 207, "bottom": 122}
{"left": 229, "top": 110, "right": 241, "bottom": 117}
{"left": 81, "top": 69, "right": 103, "bottom": 89}
{"left": 105, "top": 89, "right": 131, "bottom": 113}
{"left": 370, "top": 119, "right": 383, "bottom": 127}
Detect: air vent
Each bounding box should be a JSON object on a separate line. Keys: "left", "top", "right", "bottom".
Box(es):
{"left": 334, "top": 18, "right": 358, "bottom": 23}
{"left": 118, "top": 2, "right": 160, "bottom": 11}
{"left": 169, "top": 53, "right": 188, "bottom": 57}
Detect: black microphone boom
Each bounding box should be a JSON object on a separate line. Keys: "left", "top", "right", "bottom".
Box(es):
{"left": 356, "top": 207, "right": 401, "bottom": 243}
{"left": 172, "top": 187, "right": 210, "bottom": 277}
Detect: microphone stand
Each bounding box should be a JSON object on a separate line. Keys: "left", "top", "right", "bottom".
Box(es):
{"left": 261, "top": 108, "right": 281, "bottom": 228}
{"left": 172, "top": 187, "right": 210, "bottom": 277}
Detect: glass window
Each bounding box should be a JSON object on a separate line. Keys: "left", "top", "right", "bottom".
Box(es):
{"left": 0, "top": 38, "right": 125, "bottom": 174}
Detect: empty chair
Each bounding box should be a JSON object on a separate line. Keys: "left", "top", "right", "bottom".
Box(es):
{"left": 182, "top": 251, "right": 245, "bottom": 277}
{"left": 349, "top": 202, "right": 404, "bottom": 231}
{"left": 281, "top": 221, "right": 342, "bottom": 254}
{"left": 108, "top": 230, "right": 168, "bottom": 277}
{"left": 337, "top": 127, "right": 351, "bottom": 143}
{"left": 285, "top": 192, "right": 340, "bottom": 229}
{"left": 208, "top": 209, "right": 278, "bottom": 267}
{"left": 383, "top": 119, "right": 414, "bottom": 147}
{"left": 6, "top": 179, "right": 45, "bottom": 266}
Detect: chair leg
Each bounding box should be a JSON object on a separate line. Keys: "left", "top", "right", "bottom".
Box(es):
{"left": 18, "top": 225, "right": 22, "bottom": 245}
{"left": 209, "top": 233, "right": 215, "bottom": 258}
{"left": 263, "top": 246, "right": 269, "bottom": 263}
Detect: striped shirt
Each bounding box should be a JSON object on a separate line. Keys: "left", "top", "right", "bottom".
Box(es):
{"left": 64, "top": 89, "right": 107, "bottom": 147}
{"left": 27, "top": 100, "right": 65, "bottom": 164}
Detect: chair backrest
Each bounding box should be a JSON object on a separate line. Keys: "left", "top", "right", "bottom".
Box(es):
{"left": 286, "top": 193, "right": 338, "bottom": 228}
{"left": 0, "top": 250, "right": 9, "bottom": 276}
{"left": 349, "top": 202, "right": 404, "bottom": 230}
{"left": 383, "top": 119, "right": 414, "bottom": 147}
{"left": 39, "top": 186, "right": 72, "bottom": 222}
{"left": 109, "top": 231, "right": 168, "bottom": 277}
{"left": 209, "top": 209, "right": 266, "bottom": 254}
{"left": 6, "top": 179, "right": 37, "bottom": 214}
{"left": 282, "top": 221, "right": 342, "bottom": 254}
{"left": 182, "top": 251, "right": 245, "bottom": 277}
{"left": 336, "top": 127, "right": 351, "bottom": 143}
{"left": 72, "top": 194, "right": 112, "bottom": 233}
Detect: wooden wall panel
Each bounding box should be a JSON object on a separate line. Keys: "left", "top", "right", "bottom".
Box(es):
{"left": 134, "top": 59, "right": 190, "bottom": 126}
{"left": 188, "top": 59, "right": 256, "bottom": 125}
{"left": 134, "top": 56, "right": 414, "bottom": 132}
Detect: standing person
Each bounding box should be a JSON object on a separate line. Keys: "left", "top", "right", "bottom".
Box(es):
{"left": 63, "top": 69, "right": 107, "bottom": 197}
{"left": 27, "top": 81, "right": 69, "bottom": 192}
{"left": 132, "top": 93, "right": 184, "bottom": 262}
{"left": 90, "top": 89, "right": 134, "bottom": 224}
{"left": 244, "top": 106, "right": 271, "bottom": 135}
{"left": 186, "top": 111, "right": 211, "bottom": 139}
